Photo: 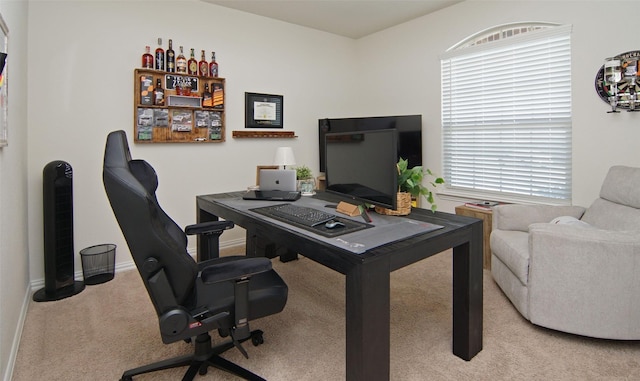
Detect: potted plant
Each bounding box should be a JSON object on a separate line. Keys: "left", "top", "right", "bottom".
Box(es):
{"left": 377, "top": 158, "right": 444, "bottom": 215}
{"left": 295, "top": 165, "right": 316, "bottom": 196}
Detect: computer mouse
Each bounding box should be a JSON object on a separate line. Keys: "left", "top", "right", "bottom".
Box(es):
{"left": 325, "top": 220, "right": 345, "bottom": 229}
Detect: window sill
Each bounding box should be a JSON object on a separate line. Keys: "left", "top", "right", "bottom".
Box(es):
{"left": 437, "top": 188, "right": 571, "bottom": 206}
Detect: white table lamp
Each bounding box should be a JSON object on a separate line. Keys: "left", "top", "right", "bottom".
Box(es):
{"left": 273, "top": 147, "right": 296, "bottom": 169}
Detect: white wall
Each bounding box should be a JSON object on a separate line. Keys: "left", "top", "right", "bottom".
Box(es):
{"left": 4, "top": 0, "right": 639, "bottom": 379}
{"left": 0, "top": 1, "right": 29, "bottom": 380}
{"left": 26, "top": 1, "right": 358, "bottom": 282}
{"left": 355, "top": 0, "right": 640, "bottom": 211}
{"left": 25, "top": 0, "right": 640, "bottom": 283}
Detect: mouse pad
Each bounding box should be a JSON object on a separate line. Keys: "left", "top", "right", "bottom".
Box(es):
{"left": 249, "top": 205, "right": 371, "bottom": 238}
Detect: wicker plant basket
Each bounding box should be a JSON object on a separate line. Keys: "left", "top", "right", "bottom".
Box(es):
{"left": 375, "top": 192, "right": 412, "bottom": 216}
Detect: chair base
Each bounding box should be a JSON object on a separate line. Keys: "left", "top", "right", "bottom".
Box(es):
{"left": 120, "top": 330, "right": 266, "bottom": 381}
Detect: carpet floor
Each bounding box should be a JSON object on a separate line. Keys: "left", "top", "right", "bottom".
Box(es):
{"left": 12, "top": 248, "right": 640, "bottom": 380}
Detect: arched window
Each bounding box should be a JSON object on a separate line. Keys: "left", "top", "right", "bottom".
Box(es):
{"left": 441, "top": 23, "right": 572, "bottom": 203}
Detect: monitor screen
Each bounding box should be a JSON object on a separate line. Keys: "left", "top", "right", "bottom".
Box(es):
{"left": 318, "top": 115, "right": 422, "bottom": 173}
{"left": 325, "top": 129, "right": 398, "bottom": 210}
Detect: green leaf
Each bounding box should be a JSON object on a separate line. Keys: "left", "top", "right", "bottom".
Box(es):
{"left": 396, "top": 157, "right": 443, "bottom": 211}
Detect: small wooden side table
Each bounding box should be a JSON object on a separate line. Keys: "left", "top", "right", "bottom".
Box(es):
{"left": 455, "top": 205, "right": 493, "bottom": 270}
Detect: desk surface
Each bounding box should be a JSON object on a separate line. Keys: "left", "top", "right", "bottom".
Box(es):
{"left": 197, "top": 191, "right": 483, "bottom": 381}
{"left": 198, "top": 191, "right": 479, "bottom": 270}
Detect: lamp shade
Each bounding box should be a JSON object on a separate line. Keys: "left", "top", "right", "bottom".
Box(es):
{"left": 273, "top": 147, "right": 296, "bottom": 168}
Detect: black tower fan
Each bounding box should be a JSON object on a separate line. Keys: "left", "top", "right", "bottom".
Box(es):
{"left": 33, "top": 161, "right": 85, "bottom": 302}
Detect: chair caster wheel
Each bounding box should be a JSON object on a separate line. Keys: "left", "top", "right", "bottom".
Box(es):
{"left": 251, "top": 330, "right": 264, "bottom": 346}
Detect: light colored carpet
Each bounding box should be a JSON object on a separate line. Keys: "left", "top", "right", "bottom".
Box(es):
{"left": 13, "top": 248, "right": 640, "bottom": 380}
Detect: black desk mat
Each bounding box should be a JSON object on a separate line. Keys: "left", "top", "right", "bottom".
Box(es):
{"left": 250, "top": 203, "right": 371, "bottom": 238}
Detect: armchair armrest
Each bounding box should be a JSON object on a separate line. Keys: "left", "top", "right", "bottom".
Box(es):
{"left": 199, "top": 257, "right": 272, "bottom": 284}
{"left": 493, "top": 204, "right": 586, "bottom": 232}
{"left": 196, "top": 256, "right": 275, "bottom": 344}
{"left": 185, "top": 220, "right": 234, "bottom": 235}
{"left": 527, "top": 223, "right": 640, "bottom": 337}
{"left": 185, "top": 220, "right": 234, "bottom": 261}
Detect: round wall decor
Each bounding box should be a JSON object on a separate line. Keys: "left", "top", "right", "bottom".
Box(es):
{"left": 594, "top": 50, "right": 640, "bottom": 111}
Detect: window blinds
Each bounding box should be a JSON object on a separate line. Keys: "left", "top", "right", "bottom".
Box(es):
{"left": 441, "top": 25, "right": 572, "bottom": 202}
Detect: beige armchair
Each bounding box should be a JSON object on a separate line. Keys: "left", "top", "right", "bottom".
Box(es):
{"left": 490, "top": 166, "right": 640, "bottom": 340}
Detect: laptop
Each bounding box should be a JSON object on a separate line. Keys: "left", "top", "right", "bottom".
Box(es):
{"left": 243, "top": 169, "right": 301, "bottom": 201}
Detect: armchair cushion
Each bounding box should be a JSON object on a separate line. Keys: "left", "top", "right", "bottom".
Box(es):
{"left": 581, "top": 198, "right": 640, "bottom": 231}
{"left": 490, "top": 230, "right": 529, "bottom": 285}
{"left": 599, "top": 165, "right": 640, "bottom": 208}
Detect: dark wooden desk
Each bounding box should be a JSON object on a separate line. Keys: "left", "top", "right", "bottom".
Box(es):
{"left": 197, "top": 191, "right": 483, "bottom": 381}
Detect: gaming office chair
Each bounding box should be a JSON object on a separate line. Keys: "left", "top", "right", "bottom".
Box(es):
{"left": 102, "top": 130, "right": 288, "bottom": 380}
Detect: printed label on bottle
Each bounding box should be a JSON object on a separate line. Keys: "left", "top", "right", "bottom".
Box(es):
{"left": 155, "top": 53, "right": 164, "bottom": 70}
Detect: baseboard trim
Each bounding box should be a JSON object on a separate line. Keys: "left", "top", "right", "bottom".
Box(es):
{"left": 3, "top": 282, "right": 32, "bottom": 381}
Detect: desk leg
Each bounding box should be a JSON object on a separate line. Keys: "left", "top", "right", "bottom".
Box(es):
{"left": 345, "top": 260, "right": 390, "bottom": 381}
{"left": 452, "top": 227, "right": 483, "bottom": 360}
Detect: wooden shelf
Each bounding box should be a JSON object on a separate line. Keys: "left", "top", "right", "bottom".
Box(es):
{"left": 133, "top": 69, "right": 225, "bottom": 143}
{"left": 232, "top": 130, "right": 297, "bottom": 139}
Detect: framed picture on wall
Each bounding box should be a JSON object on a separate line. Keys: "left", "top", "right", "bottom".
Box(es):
{"left": 245, "top": 92, "right": 283, "bottom": 128}
{"left": 0, "top": 14, "right": 8, "bottom": 147}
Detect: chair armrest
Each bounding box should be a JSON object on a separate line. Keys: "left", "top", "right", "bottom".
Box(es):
{"left": 199, "top": 257, "right": 272, "bottom": 284}
{"left": 185, "top": 220, "right": 234, "bottom": 235}
{"left": 493, "top": 204, "right": 586, "bottom": 232}
{"left": 195, "top": 256, "right": 275, "bottom": 342}
{"left": 527, "top": 224, "right": 640, "bottom": 337}
{"left": 529, "top": 223, "right": 640, "bottom": 257}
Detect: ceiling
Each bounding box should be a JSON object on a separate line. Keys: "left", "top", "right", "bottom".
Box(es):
{"left": 203, "top": 0, "right": 463, "bottom": 39}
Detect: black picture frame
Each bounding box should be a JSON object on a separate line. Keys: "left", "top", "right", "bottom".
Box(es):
{"left": 245, "top": 92, "right": 283, "bottom": 128}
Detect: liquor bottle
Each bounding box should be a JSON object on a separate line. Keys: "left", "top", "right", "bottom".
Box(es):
{"left": 166, "top": 39, "right": 175, "bottom": 73}
{"left": 202, "top": 83, "right": 212, "bottom": 107}
{"left": 141, "top": 46, "right": 153, "bottom": 68}
{"left": 176, "top": 46, "right": 187, "bottom": 73}
{"left": 154, "top": 78, "right": 165, "bottom": 106}
{"left": 199, "top": 50, "right": 208, "bottom": 77}
{"left": 155, "top": 38, "right": 164, "bottom": 71}
{"left": 188, "top": 48, "right": 198, "bottom": 75}
{"left": 209, "top": 51, "right": 218, "bottom": 78}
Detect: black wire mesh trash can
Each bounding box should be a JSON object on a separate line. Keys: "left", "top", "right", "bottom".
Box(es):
{"left": 80, "top": 244, "right": 116, "bottom": 285}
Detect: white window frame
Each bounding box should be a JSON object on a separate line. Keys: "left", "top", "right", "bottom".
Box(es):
{"left": 440, "top": 23, "right": 572, "bottom": 205}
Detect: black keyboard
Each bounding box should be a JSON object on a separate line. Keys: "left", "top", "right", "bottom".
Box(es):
{"left": 263, "top": 203, "right": 336, "bottom": 227}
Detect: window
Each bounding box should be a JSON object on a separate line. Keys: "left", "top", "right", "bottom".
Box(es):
{"left": 441, "top": 24, "right": 572, "bottom": 204}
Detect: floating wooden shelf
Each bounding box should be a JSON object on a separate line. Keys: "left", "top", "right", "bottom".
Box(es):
{"left": 232, "top": 130, "right": 297, "bottom": 139}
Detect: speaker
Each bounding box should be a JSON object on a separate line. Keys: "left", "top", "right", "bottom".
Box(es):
{"left": 33, "top": 161, "right": 85, "bottom": 302}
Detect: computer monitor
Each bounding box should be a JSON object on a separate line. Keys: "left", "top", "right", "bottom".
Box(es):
{"left": 318, "top": 115, "right": 422, "bottom": 173}
{"left": 325, "top": 129, "right": 398, "bottom": 210}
